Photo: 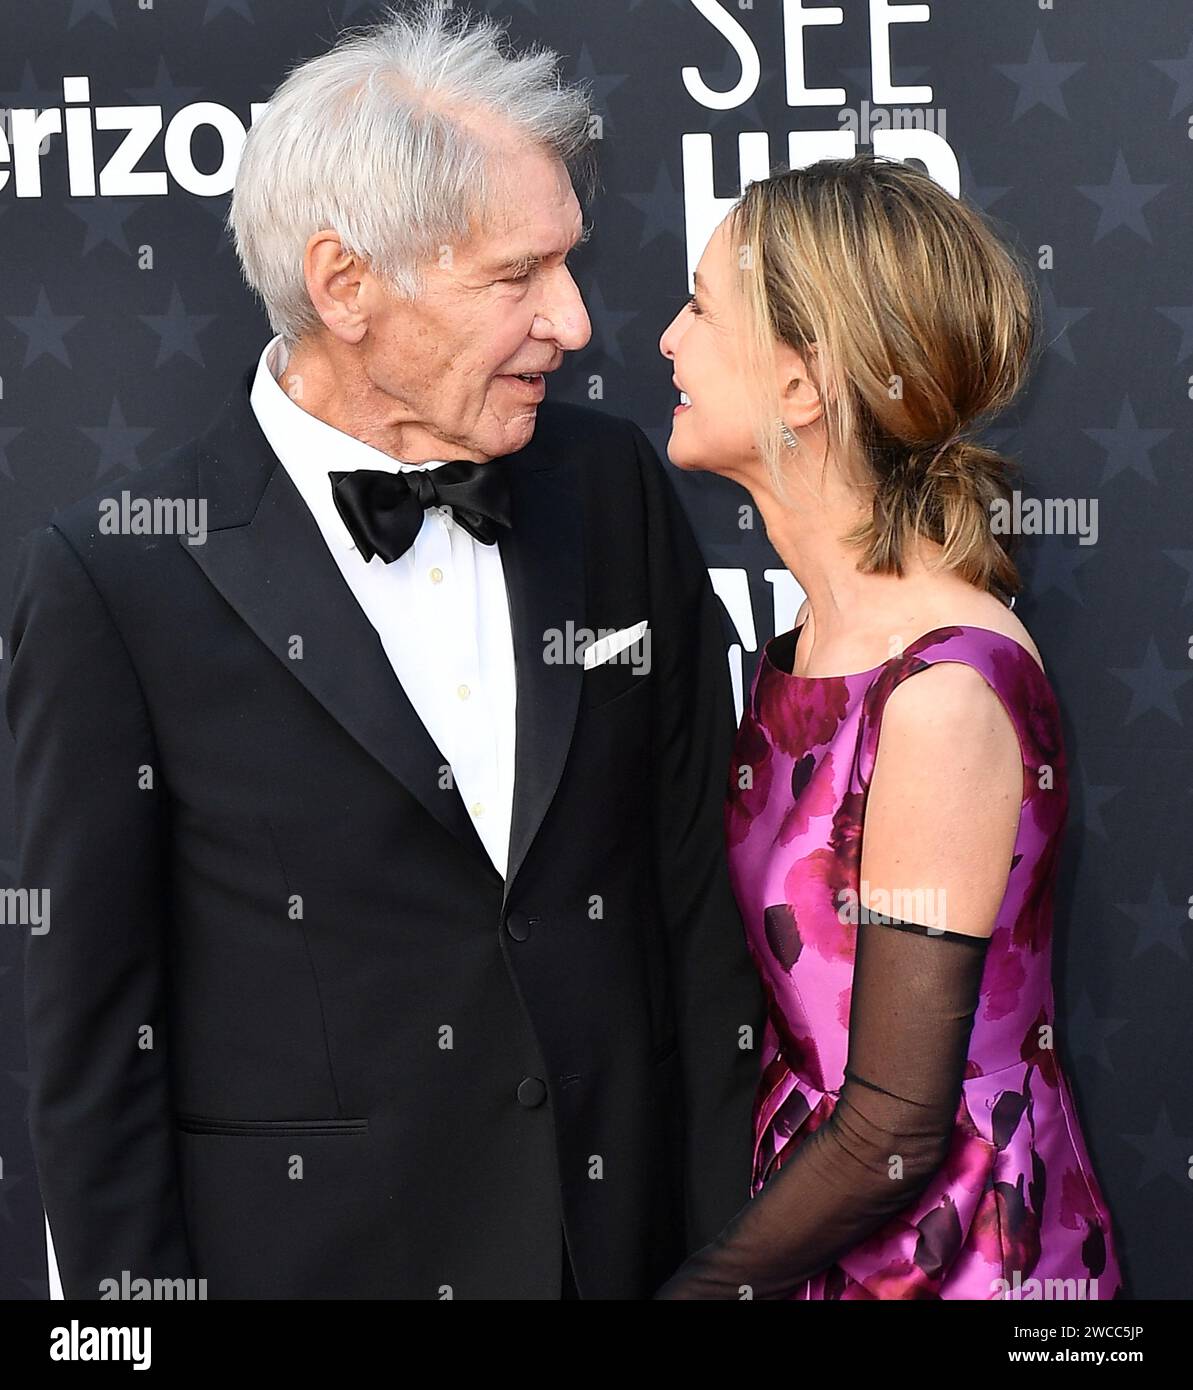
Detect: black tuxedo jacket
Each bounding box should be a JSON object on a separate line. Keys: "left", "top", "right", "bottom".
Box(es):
{"left": 5, "top": 371, "right": 765, "bottom": 1299}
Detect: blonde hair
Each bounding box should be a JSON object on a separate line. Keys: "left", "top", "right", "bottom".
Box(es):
{"left": 728, "top": 153, "right": 1040, "bottom": 601}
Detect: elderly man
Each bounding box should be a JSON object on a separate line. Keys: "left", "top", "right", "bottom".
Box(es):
{"left": 6, "top": 4, "right": 762, "bottom": 1299}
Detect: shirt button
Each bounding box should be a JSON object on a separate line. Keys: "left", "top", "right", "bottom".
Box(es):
{"left": 470, "top": 802, "right": 485, "bottom": 818}
{"left": 429, "top": 567, "right": 443, "bottom": 584}
{"left": 457, "top": 684, "right": 470, "bottom": 700}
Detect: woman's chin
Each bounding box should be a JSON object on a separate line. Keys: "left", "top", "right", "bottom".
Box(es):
{"left": 664, "top": 440, "right": 705, "bottom": 473}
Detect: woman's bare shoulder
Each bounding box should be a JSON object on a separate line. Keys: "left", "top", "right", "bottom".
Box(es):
{"left": 926, "top": 593, "right": 1044, "bottom": 672}
{"left": 786, "top": 585, "right": 1045, "bottom": 675}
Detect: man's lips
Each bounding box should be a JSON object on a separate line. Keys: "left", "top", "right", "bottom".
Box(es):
{"left": 503, "top": 358, "right": 561, "bottom": 380}
{"left": 498, "top": 372, "right": 548, "bottom": 399}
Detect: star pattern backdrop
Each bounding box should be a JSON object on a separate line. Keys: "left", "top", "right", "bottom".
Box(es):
{"left": 0, "top": 0, "right": 1190, "bottom": 1300}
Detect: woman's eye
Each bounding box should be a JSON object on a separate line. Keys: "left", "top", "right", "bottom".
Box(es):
{"left": 686, "top": 295, "right": 702, "bottom": 316}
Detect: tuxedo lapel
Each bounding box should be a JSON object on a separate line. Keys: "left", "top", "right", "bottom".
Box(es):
{"left": 180, "top": 370, "right": 492, "bottom": 867}
{"left": 498, "top": 443, "right": 585, "bottom": 902}
{"left": 180, "top": 371, "right": 589, "bottom": 890}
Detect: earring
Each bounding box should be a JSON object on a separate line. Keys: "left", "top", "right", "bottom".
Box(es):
{"left": 777, "top": 420, "right": 798, "bottom": 450}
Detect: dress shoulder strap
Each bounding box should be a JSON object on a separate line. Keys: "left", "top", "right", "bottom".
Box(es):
{"left": 855, "top": 625, "right": 1064, "bottom": 791}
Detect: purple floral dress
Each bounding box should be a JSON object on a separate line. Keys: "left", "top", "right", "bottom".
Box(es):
{"left": 725, "top": 624, "right": 1123, "bottom": 1300}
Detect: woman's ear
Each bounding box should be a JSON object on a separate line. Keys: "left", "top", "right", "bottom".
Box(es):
{"left": 779, "top": 343, "right": 826, "bottom": 429}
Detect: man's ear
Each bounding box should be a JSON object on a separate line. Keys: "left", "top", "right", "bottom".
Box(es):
{"left": 303, "top": 230, "right": 369, "bottom": 345}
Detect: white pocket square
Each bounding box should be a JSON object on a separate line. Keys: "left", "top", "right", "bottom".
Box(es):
{"left": 583, "top": 620, "right": 649, "bottom": 670}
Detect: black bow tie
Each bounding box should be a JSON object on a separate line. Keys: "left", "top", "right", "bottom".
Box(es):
{"left": 329, "top": 460, "right": 512, "bottom": 563}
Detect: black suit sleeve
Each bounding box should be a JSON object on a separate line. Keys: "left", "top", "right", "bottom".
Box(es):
{"left": 5, "top": 524, "right": 194, "bottom": 1297}
{"left": 653, "top": 916, "right": 990, "bottom": 1299}
{"left": 627, "top": 422, "right": 767, "bottom": 1254}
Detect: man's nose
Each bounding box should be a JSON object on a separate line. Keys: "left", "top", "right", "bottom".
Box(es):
{"left": 539, "top": 268, "right": 592, "bottom": 351}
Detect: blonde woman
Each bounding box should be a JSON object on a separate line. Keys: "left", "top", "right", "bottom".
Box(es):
{"left": 654, "top": 155, "right": 1122, "bottom": 1300}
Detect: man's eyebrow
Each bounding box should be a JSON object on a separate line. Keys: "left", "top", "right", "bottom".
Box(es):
{"left": 492, "top": 252, "right": 540, "bottom": 276}
{"left": 491, "top": 222, "right": 593, "bottom": 276}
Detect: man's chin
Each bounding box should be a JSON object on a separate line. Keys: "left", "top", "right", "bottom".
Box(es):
{"left": 492, "top": 408, "right": 540, "bottom": 456}
{"left": 510, "top": 401, "right": 541, "bottom": 424}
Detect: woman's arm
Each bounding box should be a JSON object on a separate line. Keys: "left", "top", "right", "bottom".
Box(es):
{"left": 652, "top": 914, "right": 990, "bottom": 1299}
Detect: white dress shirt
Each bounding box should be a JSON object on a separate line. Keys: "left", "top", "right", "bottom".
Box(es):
{"left": 248, "top": 335, "right": 517, "bottom": 878}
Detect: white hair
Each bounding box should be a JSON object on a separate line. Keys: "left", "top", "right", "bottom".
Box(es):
{"left": 227, "top": 0, "right": 596, "bottom": 346}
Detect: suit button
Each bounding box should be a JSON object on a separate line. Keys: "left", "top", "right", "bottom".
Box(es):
{"left": 517, "top": 1077, "right": 547, "bottom": 1108}
{"left": 506, "top": 913, "right": 538, "bottom": 942}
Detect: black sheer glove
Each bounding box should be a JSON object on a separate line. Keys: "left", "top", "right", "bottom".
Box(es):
{"left": 653, "top": 914, "right": 990, "bottom": 1300}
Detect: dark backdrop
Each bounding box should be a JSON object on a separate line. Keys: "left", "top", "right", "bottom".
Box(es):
{"left": 1, "top": 0, "right": 1189, "bottom": 1300}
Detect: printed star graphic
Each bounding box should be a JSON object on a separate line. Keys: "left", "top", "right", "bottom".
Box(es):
{"left": 1122, "top": 1107, "right": 1192, "bottom": 1189}
{"left": 6, "top": 288, "right": 83, "bottom": 368}
{"left": 1075, "top": 770, "right": 1122, "bottom": 841}
{"left": 1108, "top": 640, "right": 1191, "bottom": 725}
{"left": 624, "top": 161, "right": 683, "bottom": 250}
{"left": 958, "top": 152, "right": 1011, "bottom": 213}
{"left": 1152, "top": 37, "right": 1193, "bottom": 117}
{"left": 1021, "top": 536, "right": 1091, "bottom": 604}
{"left": 80, "top": 399, "right": 155, "bottom": 481}
{"left": 139, "top": 286, "right": 218, "bottom": 368}
{"left": 0, "top": 62, "right": 62, "bottom": 113}
{"left": 125, "top": 58, "right": 204, "bottom": 114}
{"left": 1037, "top": 280, "right": 1091, "bottom": 364}
{"left": 67, "top": 198, "right": 142, "bottom": 256}
{"left": 204, "top": 0, "right": 255, "bottom": 23}
{"left": 579, "top": 277, "right": 637, "bottom": 369}
{"left": 1163, "top": 549, "right": 1193, "bottom": 605}
{"left": 1113, "top": 877, "right": 1189, "bottom": 962}
{"left": 996, "top": 31, "right": 1084, "bottom": 121}
{"left": 1157, "top": 295, "right": 1193, "bottom": 362}
{"left": 1065, "top": 992, "right": 1127, "bottom": 1073}
{"left": 1083, "top": 398, "right": 1170, "bottom": 485}
{"left": 570, "top": 44, "right": 629, "bottom": 137}
{"left": 69, "top": 0, "right": 116, "bottom": 28}
{"left": 1077, "top": 151, "right": 1165, "bottom": 243}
